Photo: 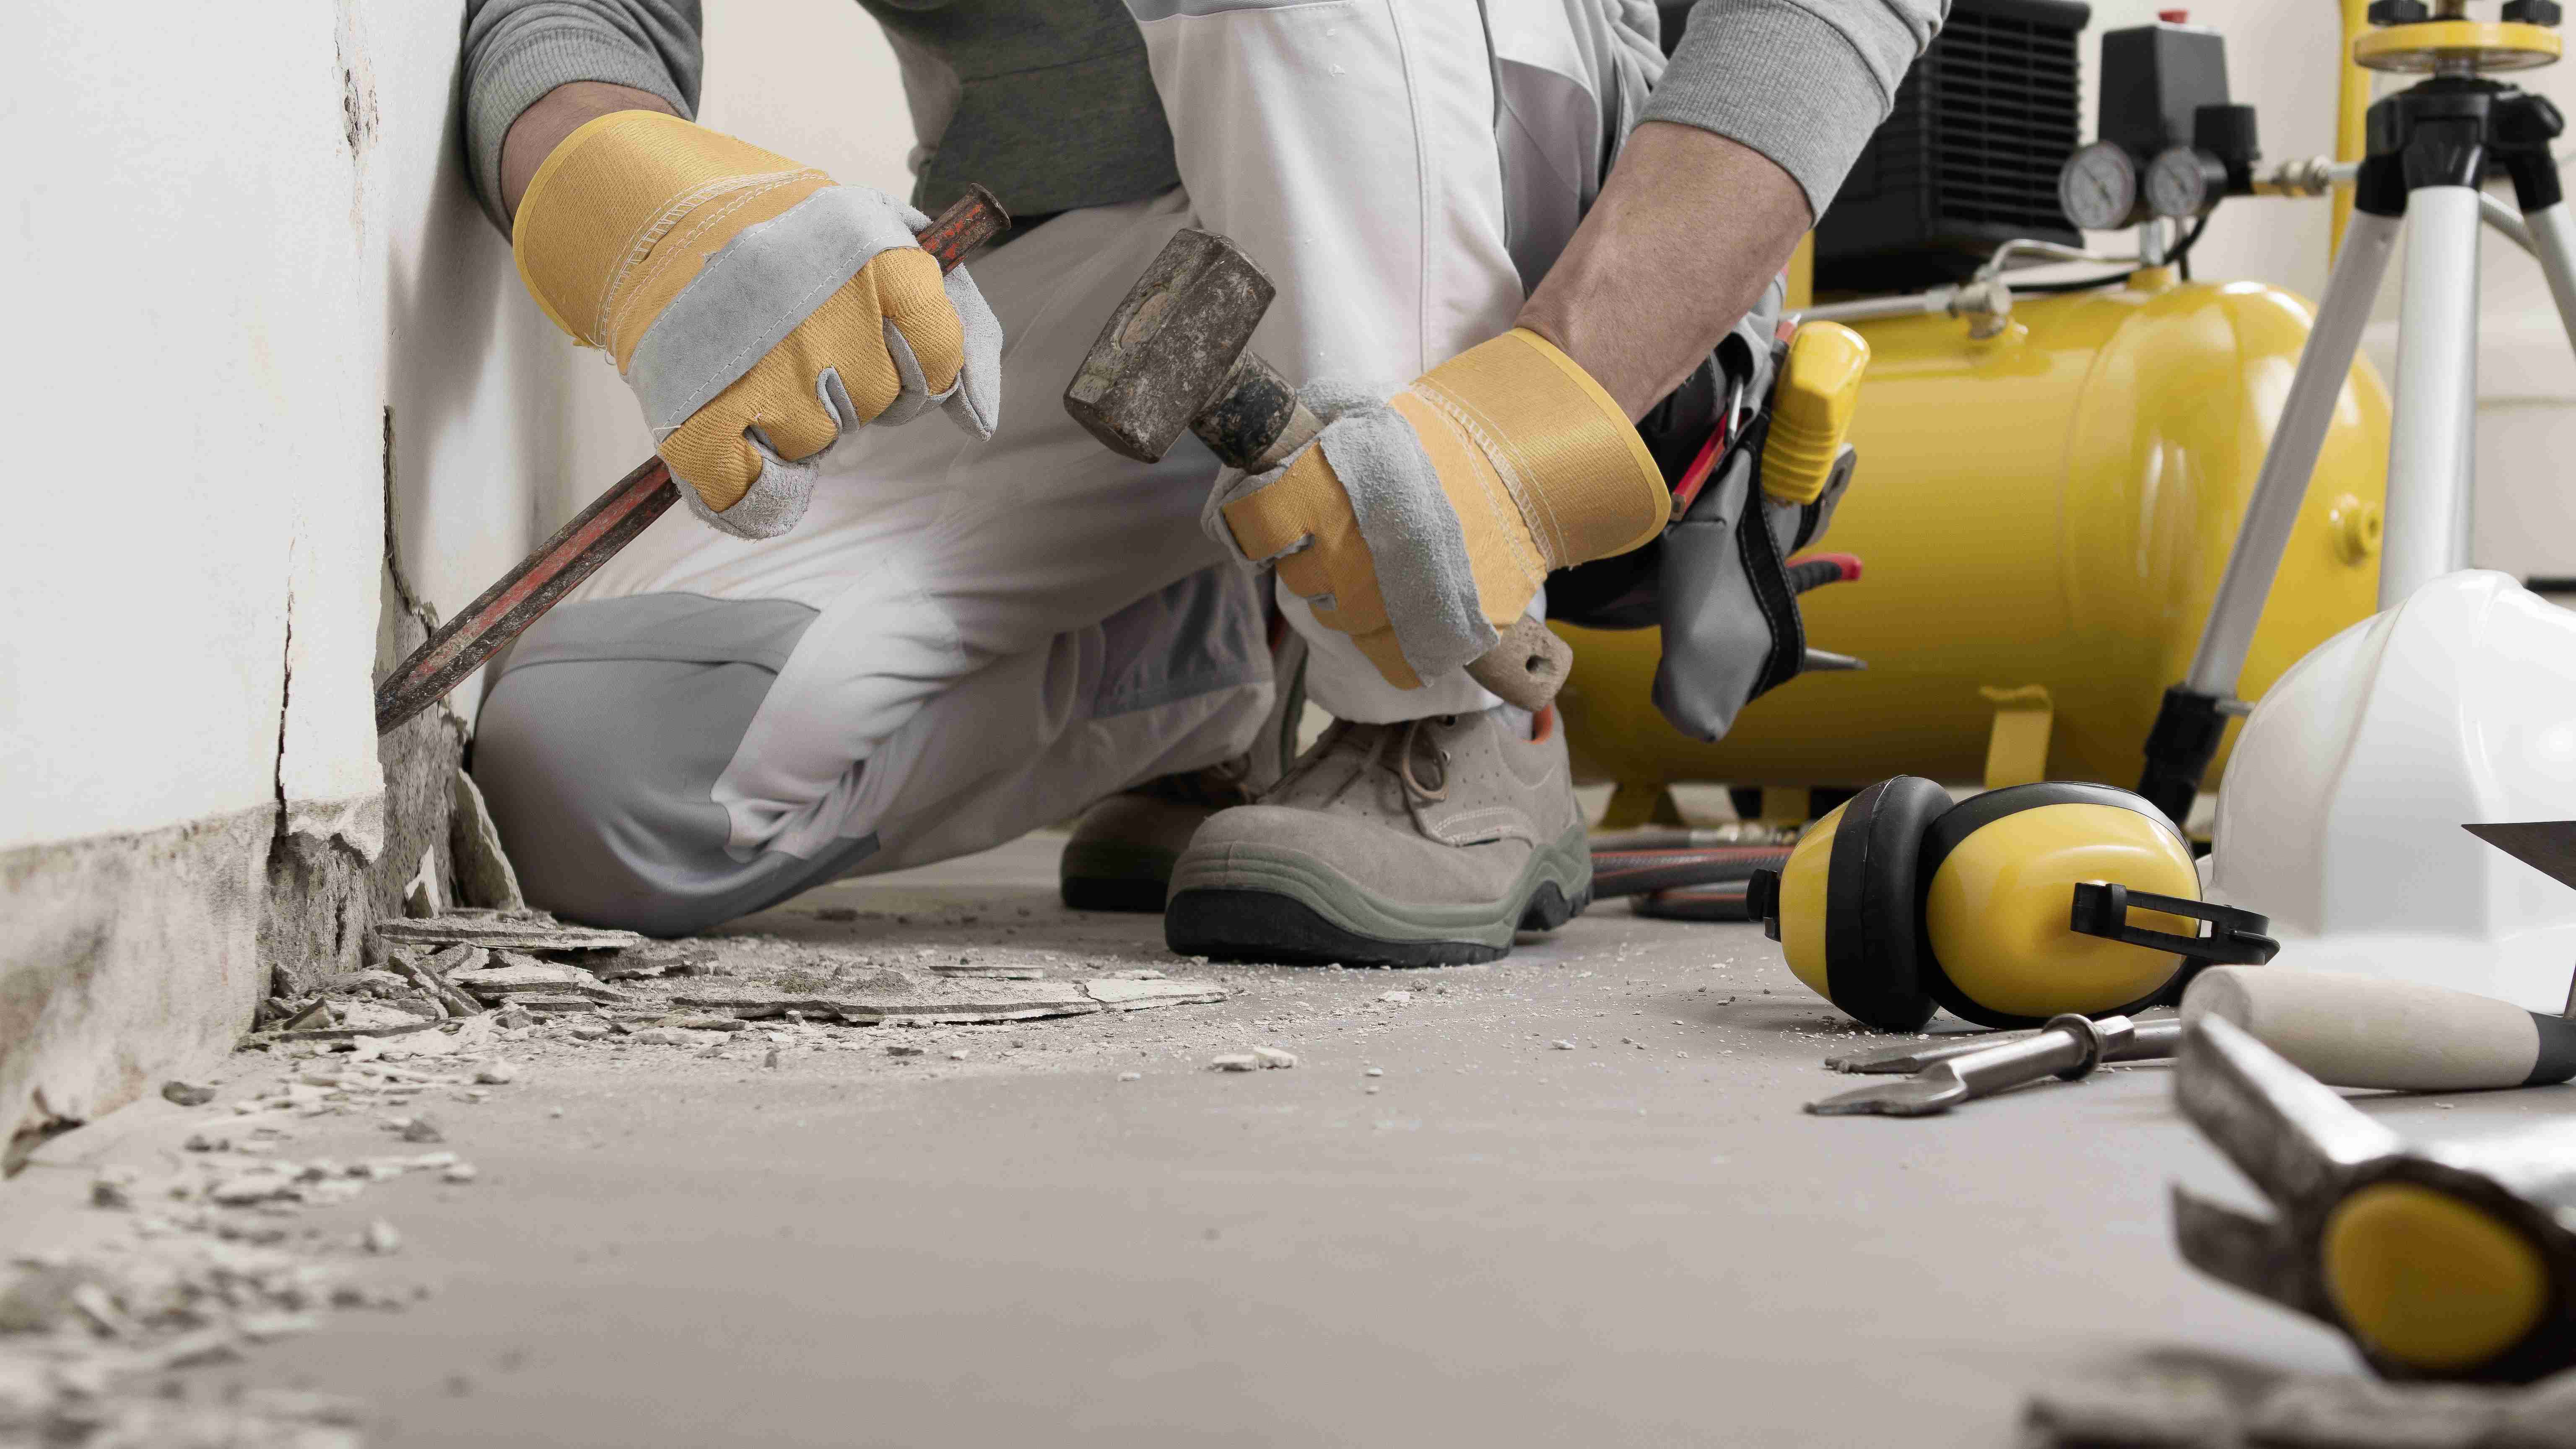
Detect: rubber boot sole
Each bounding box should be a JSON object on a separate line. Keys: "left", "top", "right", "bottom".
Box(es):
{"left": 1163, "top": 823, "right": 1592, "bottom": 967}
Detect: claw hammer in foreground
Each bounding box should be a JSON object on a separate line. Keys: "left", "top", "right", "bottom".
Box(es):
{"left": 1061, "top": 229, "right": 1571, "bottom": 712}
{"left": 373, "top": 186, "right": 1010, "bottom": 735}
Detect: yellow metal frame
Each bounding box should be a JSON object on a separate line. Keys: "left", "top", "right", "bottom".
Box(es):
{"left": 2334, "top": 0, "right": 2369, "bottom": 255}
{"left": 2352, "top": 19, "right": 2561, "bottom": 72}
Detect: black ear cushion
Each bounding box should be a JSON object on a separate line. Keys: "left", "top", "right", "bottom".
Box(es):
{"left": 1822, "top": 776, "right": 1953, "bottom": 1031}
{"left": 1916, "top": 782, "right": 2191, "bottom": 1028}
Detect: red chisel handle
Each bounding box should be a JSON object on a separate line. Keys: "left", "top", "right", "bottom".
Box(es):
{"left": 374, "top": 184, "right": 1009, "bottom": 735}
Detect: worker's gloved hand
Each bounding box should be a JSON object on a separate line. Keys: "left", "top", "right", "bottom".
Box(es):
{"left": 513, "top": 112, "right": 1002, "bottom": 539}
{"left": 1204, "top": 329, "right": 1667, "bottom": 689}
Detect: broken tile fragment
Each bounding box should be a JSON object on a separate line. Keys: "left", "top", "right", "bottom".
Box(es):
{"left": 379, "top": 915, "right": 643, "bottom": 953}
{"left": 1210, "top": 1055, "right": 1261, "bottom": 1072}
{"left": 932, "top": 963, "right": 1047, "bottom": 979}
{"left": 1252, "top": 1047, "right": 1298, "bottom": 1069}
{"left": 161, "top": 1081, "right": 216, "bottom": 1107}
{"left": 1083, "top": 979, "right": 1227, "bottom": 1009}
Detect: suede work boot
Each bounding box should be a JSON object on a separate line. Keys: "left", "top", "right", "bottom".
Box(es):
{"left": 1059, "top": 634, "right": 1306, "bottom": 912}
{"left": 1163, "top": 706, "right": 1591, "bottom": 966}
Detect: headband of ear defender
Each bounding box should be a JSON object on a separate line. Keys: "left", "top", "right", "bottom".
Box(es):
{"left": 1745, "top": 778, "right": 2278, "bottom": 1031}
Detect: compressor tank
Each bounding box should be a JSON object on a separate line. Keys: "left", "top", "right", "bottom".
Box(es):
{"left": 1556, "top": 274, "right": 2392, "bottom": 793}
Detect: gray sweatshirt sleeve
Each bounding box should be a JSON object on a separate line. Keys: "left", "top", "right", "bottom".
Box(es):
{"left": 461, "top": 0, "right": 706, "bottom": 231}
{"left": 1643, "top": 0, "right": 1946, "bottom": 221}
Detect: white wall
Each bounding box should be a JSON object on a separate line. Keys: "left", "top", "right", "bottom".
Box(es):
{"left": 0, "top": 0, "right": 922, "bottom": 865}
{"left": 2071, "top": 0, "right": 2576, "bottom": 579}
{"left": 5, "top": 2, "right": 429, "bottom": 853}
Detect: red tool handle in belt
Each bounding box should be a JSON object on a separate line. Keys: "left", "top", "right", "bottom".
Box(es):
{"left": 374, "top": 185, "right": 1010, "bottom": 735}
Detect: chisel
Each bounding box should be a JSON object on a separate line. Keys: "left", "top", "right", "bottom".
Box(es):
{"left": 373, "top": 185, "right": 1010, "bottom": 735}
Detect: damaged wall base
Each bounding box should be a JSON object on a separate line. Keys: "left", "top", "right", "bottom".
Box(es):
{"left": 3, "top": 809, "right": 295, "bottom": 1164}
{"left": 5, "top": 610, "right": 507, "bottom": 1158}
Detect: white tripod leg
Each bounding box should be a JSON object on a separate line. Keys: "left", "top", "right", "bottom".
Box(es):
{"left": 2381, "top": 184, "right": 2486, "bottom": 608}
{"left": 2181, "top": 211, "right": 2402, "bottom": 696}
{"left": 2522, "top": 200, "right": 2576, "bottom": 366}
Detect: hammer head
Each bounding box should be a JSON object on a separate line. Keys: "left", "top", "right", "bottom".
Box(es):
{"left": 1064, "top": 229, "right": 1276, "bottom": 463}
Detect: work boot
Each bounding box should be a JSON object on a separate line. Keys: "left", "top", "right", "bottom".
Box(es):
{"left": 1059, "top": 634, "right": 1306, "bottom": 912}
{"left": 1163, "top": 705, "right": 1591, "bottom": 966}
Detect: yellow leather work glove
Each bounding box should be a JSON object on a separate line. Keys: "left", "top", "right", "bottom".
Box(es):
{"left": 514, "top": 111, "right": 1002, "bottom": 539}
{"left": 1205, "top": 329, "right": 1667, "bottom": 688}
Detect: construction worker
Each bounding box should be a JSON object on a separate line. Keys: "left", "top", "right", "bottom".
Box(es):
{"left": 463, "top": 0, "right": 1942, "bottom": 963}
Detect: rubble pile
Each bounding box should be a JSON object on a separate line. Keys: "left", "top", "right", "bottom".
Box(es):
{"left": 0, "top": 1049, "right": 527, "bottom": 1447}
{"left": 2024, "top": 1368, "right": 2576, "bottom": 1449}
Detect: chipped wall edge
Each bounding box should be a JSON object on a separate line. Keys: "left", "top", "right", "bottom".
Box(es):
{"left": 0, "top": 792, "right": 380, "bottom": 1159}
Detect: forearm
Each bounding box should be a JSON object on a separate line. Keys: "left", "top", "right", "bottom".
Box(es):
{"left": 499, "top": 80, "right": 677, "bottom": 226}
{"left": 1515, "top": 122, "right": 1811, "bottom": 421}
{"left": 461, "top": 0, "right": 703, "bottom": 231}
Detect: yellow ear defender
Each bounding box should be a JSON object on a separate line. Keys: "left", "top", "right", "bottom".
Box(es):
{"left": 1742, "top": 777, "right": 2278, "bottom": 1031}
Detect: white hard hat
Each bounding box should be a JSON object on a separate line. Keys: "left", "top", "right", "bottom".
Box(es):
{"left": 2207, "top": 570, "right": 2576, "bottom": 1013}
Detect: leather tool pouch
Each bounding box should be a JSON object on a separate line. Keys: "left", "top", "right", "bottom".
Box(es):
{"left": 1545, "top": 277, "right": 1859, "bottom": 742}
{"left": 1649, "top": 404, "right": 1855, "bottom": 741}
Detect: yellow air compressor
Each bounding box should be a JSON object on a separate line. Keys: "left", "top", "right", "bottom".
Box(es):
{"left": 1560, "top": 4, "right": 2390, "bottom": 813}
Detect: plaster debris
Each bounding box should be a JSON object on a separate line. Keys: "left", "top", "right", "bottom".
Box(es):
{"left": 88, "top": 1171, "right": 137, "bottom": 1210}
{"left": 1379, "top": 990, "right": 1413, "bottom": 1005}
{"left": 161, "top": 1081, "right": 216, "bottom": 1108}
{"left": 473, "top": 1062, "right": 517, "bottom": 1085}
{"left": 402, "top": 849, "right": 445, "bottom": 919}
{"left": 1548, "top": 1040, "right": 1577, "bottom": 1051}
{"left": 1210, "top": 1055, "right": 1261, "bottom": 1072}
{"left": 1252, "top": 1048, "right": 1299, "bottom": 1069}
{"left": 447, "top": 956, "right": 632, "bottom": 1005}
{"left": 1119, "top": 1072, "right": 1142, "bottom": 1082}
{"left": 2021, "top": 1370, "right": 2576, "bottom": 1449}
{"left": 448, "top": 766, "right": 528, "bottom": 911}
{"left": 377, "top": 914, "right": 643, "bottom": 954}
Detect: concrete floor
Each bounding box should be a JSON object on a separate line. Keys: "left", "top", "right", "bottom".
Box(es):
{"left": 21, "top": 831, "right": 2566, "bottom": 1446}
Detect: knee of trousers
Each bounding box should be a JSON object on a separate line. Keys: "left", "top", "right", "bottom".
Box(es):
{"left": 470, "top": 653, "right": 876, "bottom": 937}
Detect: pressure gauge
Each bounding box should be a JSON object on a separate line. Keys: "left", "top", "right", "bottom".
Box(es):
{"left": 2145, "top": 146, "right": 2228, "bottom": 220}
{"left": 2058, "top": 141, "right": 2142, "bottom": 231}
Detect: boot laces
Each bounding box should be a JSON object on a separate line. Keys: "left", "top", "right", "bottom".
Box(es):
{"left": 1390, "top": 717, "right": 1453, "bottom": 804}
{"left": 1275, "top": 716, "right": 1454, "bottom": 805}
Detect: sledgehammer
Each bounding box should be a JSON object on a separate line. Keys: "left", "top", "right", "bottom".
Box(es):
{"left": 1063, "top": 229, "right": 1571, "bottom": 712}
